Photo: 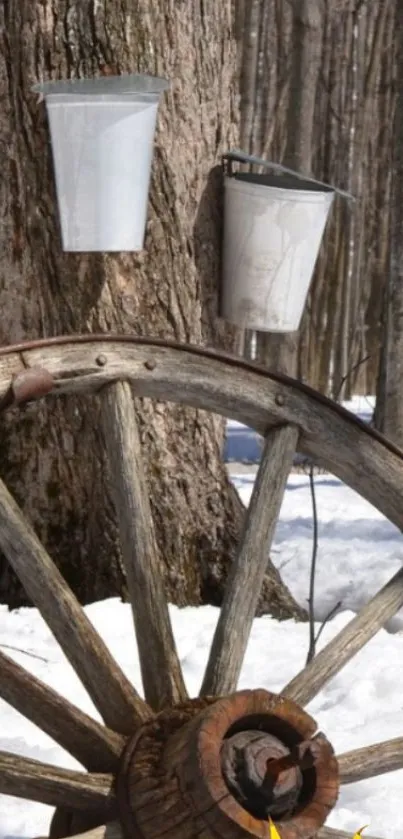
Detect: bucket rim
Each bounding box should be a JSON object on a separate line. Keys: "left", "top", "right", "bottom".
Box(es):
{"left": 230, "top": 171, "right": 334, "bottom": 194}
{"left": 224, "top": 174, "right": 335, "bottom": 201}
{"left": 43, "top": 94, "right": 160, "bottom": 106}
{"left": 32, "top": 73, "right": 170, "bottom": 98}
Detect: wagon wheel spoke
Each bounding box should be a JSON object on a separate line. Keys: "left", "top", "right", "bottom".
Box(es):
{"left": 101, "top": 381, "right": 187, "bottom": 711}
{"left": 201, "top": 423, "right": 299, "bottom": 696}
{"left": 65, "top": 832, "right": 375, "bottom": 839}
{"left": 282, "top": 565, "right": 403, "bottom": 706}
{"left": 54, "top": 825, "right": 122, "bottom": 839}
{"left": 62, "top": 829, "right": 382, "bottom": 839}
{"left": 337, "top": 735, "right": 403, "bottom": 784}
{"left": 0, "top": 648, "right": 123, "bottom": 771}
{"left": 0, "top": 475, "right": 151, "bottom": 734}
{"left": 1, "top": 341, "right": 402, "bottom": 839}
{"left": 318, "top": 829, "right": 381, "bottom": 839}
{"left": 0, "top": 751, "right": 115, "bottom": 813}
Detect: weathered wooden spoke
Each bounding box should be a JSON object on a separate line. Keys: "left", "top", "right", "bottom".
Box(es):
{"left": 62, "top": 827, "right": 122, "bottom": 839}
{"left": 0, "top": 336, "right": 402, "bottom": 839}
{"left": 0, "top": 475, "right": 151, "bottom": 735}
{"left": 0, "top": 648, "right": 123, "bottom": 771}
{"left": 0, "top": 751, "right": 114, "bottom": 813}
{"left": 318, "top": 830, "right": 381, "bottom": 839}
{"left": 201, "top": 423, "right": 299, "bottom": 696}
{"left": 338, "top": 736, "right": 403, "bottom": 784}
{"left": 101, "top": 381, "right": 187, "bottom": 711}
{"left": 55, "top": 824, "right": 383, "bottom": 839}
{"left": 282, "top": 565, "right": 403, "bottom": 706}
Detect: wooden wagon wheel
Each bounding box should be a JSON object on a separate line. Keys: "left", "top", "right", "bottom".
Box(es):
{"left": 0, "top": 335, "right": 402, "bottom": 839}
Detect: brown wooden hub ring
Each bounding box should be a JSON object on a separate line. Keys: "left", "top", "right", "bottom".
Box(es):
{"left": 117, "top": 689, "right": 339, "bottom": 839}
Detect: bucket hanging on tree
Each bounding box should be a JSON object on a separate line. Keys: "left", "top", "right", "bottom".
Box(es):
{"left": 33, "top": 74, "right": 169, "bottom": 253}
{"left": 221, "top": 151, "right": 352, "bottom": 333}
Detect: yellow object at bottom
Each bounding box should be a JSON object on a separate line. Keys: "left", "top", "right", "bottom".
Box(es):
{"left": 268, "top": 818, "right": 281, "bottom": 839}
{"left": 268, "top": 818, "right": 369, "bottom": 839}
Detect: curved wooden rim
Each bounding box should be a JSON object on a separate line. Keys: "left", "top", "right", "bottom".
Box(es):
{"left": 0, "top": 332, "right": 395, "bottom": 453}
{"left": 1, "top": 335, "right": 402, "bottom": 533}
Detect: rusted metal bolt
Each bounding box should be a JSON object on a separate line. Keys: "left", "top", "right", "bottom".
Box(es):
{"left": 96, "top": 354, "right": 107, "bottom": 367}
{"left": 275, "top": 392, "right": 285, "bottom": 406}
{"left": 0, "top": 367, "right": 54, "bottom": 413}
{"left": 144, "top": 359, "right": 156, "bottom": 371}
{"left": 11, "top": 367, "right": 54, "bottom": 407}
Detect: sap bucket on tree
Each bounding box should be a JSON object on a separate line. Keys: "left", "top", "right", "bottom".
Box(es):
{"left": 33, "top": 74, "right": 169, "bottom": 252}
{"left": 221, "top": 151, "right": 352, "bottom": 333}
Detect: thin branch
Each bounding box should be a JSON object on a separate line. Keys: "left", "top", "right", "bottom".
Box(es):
{"left": 314, "top": 601, "right": 342, "bottom": 647}
{"left": 283, "top": 564, "right": 403, "bottom": 706}
{"left": 335, "top": 354, "right": 371, "bottom": 403}
{"left": 0, "top": 643, "right": 49, "bottom": 663}
{"left": 306, "top": 466, "right": 319, "bottom": 664}
{"left": 306, "top": 352, "right": 371, "bottom": 663}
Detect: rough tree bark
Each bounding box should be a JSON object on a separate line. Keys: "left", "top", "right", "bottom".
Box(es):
{"left": 375, "top": 0, "right": 403, "bottom": 447}
{"left": 0, "top": 1, "right": 304, "bottom": 620}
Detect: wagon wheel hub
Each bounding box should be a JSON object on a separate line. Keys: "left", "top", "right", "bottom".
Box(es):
{"left": 116, "top": 691, "right": 338, "bottom": 839}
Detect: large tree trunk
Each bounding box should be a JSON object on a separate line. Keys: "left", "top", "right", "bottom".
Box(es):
{"left": 0, "top": 1, "right": 305, "bottom": 620}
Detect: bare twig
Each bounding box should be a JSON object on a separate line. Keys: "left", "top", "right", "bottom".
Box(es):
{"left": 0, "top": 643, "right": 49, "bottom": 663}
{"left": 306, "top": 465, "right": 319, "bottom": 664}
{"left": 335, "top": 355, "right": 371, "bottom": 403}
{"left": 314, "top": 601, "right": 342, "bottom": 647}
{"left": 305, "top": 354, "right": 370, "bottom": 664}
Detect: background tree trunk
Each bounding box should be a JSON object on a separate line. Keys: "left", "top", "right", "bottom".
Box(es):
{"left": 255, "top": 0, "right": 324, "bottom": 377}
{"left": 235, "top": 1, "right": 395, "bottom": 401}
{"left": 375, "top": 0, "right": 403, "bottom": 446}
{"left": 0, "top": 1, "right": 304, "bottom": 621}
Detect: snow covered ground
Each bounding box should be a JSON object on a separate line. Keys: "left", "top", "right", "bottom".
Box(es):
{"left": 224, "top": 394, "right": 375, "bottom": 463}
{"left": 1, "top": 428, "right": 402, "bottom": 839}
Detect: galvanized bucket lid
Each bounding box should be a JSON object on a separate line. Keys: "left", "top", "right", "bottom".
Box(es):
{"left": 223, "top": 150, "right": 354, "bottom": 201}
{"left": 33, "top": 73, "right": 170, "bottom": 98}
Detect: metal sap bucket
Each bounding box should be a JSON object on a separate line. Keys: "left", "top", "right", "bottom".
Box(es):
{"left": 220, "top": 152, "right": 350, "bottom": 332}
{"left": 33, "top": 74, "right": 169, "bottom": 252}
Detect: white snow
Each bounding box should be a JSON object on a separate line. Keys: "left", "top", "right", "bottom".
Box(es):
{"left": 1, "top": 462, "right": 402, "bottom": 839}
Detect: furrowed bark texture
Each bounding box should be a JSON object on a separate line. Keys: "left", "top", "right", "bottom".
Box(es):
{"left": 0, "top": 2, "right": 303, "bottom": 621}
